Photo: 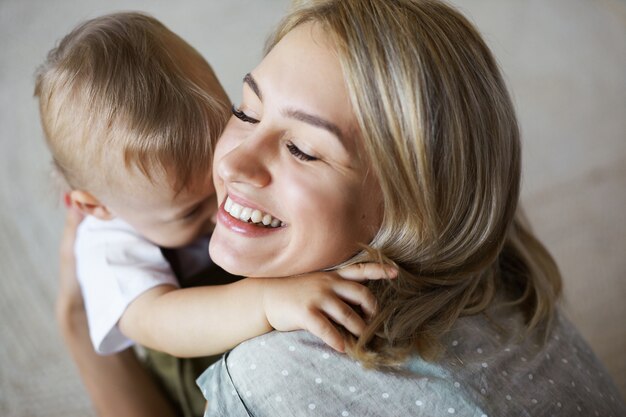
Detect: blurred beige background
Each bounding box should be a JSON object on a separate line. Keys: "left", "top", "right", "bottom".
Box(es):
{"left": 1, "top": 0, "right": 624, "bottom": 415}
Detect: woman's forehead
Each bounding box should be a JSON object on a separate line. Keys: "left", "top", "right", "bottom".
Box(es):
{"left": 256, "top": 24, "right": 343, "bottom": 99}
{"left": 251, "top": 23, "right": 358, "bottom": 149}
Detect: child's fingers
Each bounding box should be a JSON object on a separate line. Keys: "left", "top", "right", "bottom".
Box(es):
{"left": 331, "top": 281, "right": 378, "bottom": 319}
{"left": 304, "top": 311, "right": 346, "bottom": 353}
{"left": 319, "top": 297, "right": 367, "bottom": 337}
{"left": 335, "top": 263, "right": 397, "bottom": 282}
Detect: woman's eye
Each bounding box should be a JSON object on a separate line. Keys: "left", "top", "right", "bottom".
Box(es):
{"left": 286, "top": 141, "right": 317, "bottom": 162}
{"left": 232, "top": 105, "right": 259, "bottom": 124}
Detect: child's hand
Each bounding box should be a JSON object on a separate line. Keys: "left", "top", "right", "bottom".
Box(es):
{"left": 261, "top": 263, "right": 397, "bottom": 352}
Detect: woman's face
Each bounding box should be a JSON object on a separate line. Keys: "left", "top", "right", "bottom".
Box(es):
{"left": 209, "top": 23, "right": 382, "bottom": 277}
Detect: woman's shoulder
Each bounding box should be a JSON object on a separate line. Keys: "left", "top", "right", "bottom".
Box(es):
{"left": 197, "top": 314, "right": 625, "bottom": 417}
{"left": 438, "top": 309, "right": 625, "bottom": 416}
{"left": 198, "top": 330, "right": 483, "bottom": 416}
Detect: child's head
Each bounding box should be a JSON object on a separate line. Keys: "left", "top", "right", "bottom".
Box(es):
{"left": 35, "top": 12, "right": 229, "bottom": 247}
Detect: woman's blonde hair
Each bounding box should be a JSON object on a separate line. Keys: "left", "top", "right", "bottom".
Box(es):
{"left": 34, "top": 12, "right": 229, "bottom": 194}
{"left": 268, "top": 0, "right": 562, "bottom": 367}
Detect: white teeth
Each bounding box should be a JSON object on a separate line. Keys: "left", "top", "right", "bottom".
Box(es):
{"left": 251, "top": 210, "right": 263, "bottom": 223}
{"left": 224, "top": 196, "right": 283, "bottom": 228}
{"left": 239, "top": 207, "right": 252, "bottom": 222}
{"left": 230, "top": 203, "right": 242, "bottom": 218}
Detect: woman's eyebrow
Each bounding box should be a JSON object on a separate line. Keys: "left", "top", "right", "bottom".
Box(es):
{"left": 243, "top": 73, "right": 262, "bottom": 100}
{"left": 244, "top": 73, "right": 346, "bottom": 146}
{"left": 283, "top": 108, "right": 345, "bottom": 145}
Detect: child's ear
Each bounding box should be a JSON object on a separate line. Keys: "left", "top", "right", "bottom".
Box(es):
{"left": 68, "top": 190, "right": 114, "bottom": 220}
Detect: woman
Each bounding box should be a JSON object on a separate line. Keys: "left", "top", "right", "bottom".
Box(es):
{"left": 196, "top": 0, "right": 625, "bottom": 416}
{"left": 57, "top": 0, "right": 624, "bottom": 416}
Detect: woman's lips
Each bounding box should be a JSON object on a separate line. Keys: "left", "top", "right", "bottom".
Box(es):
{"left": 216, "top": 198, "right": 284, "bottom": 237}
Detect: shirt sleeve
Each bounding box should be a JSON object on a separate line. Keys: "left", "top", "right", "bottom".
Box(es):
{"left": 196, "top": 356, "right": 253, "bottom": 417}
{"left": 75, "top": 217, "right": 179, "bottom": 355}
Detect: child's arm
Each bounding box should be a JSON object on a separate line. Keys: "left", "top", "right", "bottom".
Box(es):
{"left": 118, "top": 265, "right": 395, "bottom": 357}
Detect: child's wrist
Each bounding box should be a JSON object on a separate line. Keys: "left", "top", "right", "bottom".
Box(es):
{"left": 252, "top": 278, "right": 274, "bottom": 330}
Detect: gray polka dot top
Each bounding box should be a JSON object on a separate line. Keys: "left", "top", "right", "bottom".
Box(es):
{"left": 197, "top": 308, "right": 625, "bottom": 416}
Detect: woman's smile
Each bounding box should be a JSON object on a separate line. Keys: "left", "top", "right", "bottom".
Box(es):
{"left": 216, "top": 193, "right": 285, "bottom": 237}
{"left": 223, "top": 195, "right": 284, "bottom": 228}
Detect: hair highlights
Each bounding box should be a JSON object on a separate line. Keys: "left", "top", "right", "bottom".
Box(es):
{"left": 268, "top": 0, "right": 562, "bottom": 367}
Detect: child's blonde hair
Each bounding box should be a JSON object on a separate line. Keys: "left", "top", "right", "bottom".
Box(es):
{"left": 35, "top": 12, "right": 229, "bottom": 195}
{"left": 269, "top": 0, "right": 562, "bottom": 367}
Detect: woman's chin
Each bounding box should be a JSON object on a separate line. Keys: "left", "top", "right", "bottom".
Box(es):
{"left": 209, "top": 232, "right": 279, "bottom": 277}
{"left": 209, "top": 237, "right": 250, "bottom": 277}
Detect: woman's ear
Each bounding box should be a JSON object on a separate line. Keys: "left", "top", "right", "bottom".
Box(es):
{"left": 68, "top": 190, "right": 114, "bottom": 220}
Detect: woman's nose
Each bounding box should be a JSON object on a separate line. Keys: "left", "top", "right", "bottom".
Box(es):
{"left": 216, "top": 139, "right": 271, "bottom": 188}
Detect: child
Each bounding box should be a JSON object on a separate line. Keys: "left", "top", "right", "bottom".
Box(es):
{"left": 35, "top": 12, "right": 390, "bottom": 416}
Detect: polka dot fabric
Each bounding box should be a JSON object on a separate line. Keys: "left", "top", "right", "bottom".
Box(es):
{"left": 197, "top": 310, "right": 626, "bottom": 416}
